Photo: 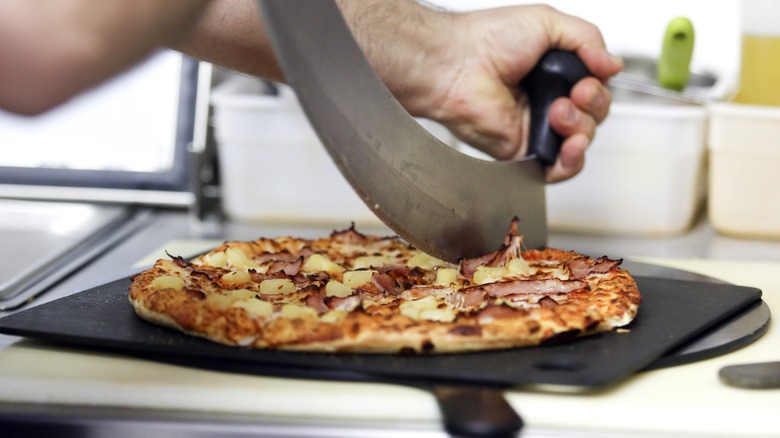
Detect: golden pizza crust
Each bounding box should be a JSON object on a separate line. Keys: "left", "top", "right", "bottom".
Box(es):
{"left": 128, "top": 223, "right": 641, "bottom": 354}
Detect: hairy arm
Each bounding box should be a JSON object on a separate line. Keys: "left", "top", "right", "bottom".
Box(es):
{"left": 174, "top": 0, "right": 448, "bottom": 116}
{"left": 176, "top": 0, "right": 621, "bottom": 182}
{"left": 0, "top": 0, "right": 209, "bottom": 115}
{"left": 169, "top": 0, "right": 284, "bottom": 83}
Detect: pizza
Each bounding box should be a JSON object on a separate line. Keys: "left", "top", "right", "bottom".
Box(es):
{"left": 128, "top": 219, "right": 641, "bottom": 353}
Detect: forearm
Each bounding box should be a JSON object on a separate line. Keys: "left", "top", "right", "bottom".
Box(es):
{"left": 170, "top": 0, "right": 284, "bottom": 83}
{"left": 335, "top": 0, "right": 451, "bottom": 116}
{"left": 174, "top": 0, "right": 448, "bottom": 116}
{"left": 0, "top": 0, "right": 210, "bottom": 115}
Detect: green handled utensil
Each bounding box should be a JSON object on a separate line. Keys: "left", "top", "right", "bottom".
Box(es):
{"left": 658, "top": 16, "right": 695, "bottom": 91}
{"left": 609, "top": 16, "right": 711, "bottom": 103}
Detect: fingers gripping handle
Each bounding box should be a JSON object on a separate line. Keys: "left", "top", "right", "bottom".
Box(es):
{"left": 521, "top": 50, "right": 592, "bottom": 165}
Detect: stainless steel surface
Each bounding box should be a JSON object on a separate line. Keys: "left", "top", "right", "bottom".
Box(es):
{"left": 257, "top": 0, "right": 547, "bottom": 263}
{"left": 0, "top": 200, "right": 136, "bottom": 308}
{"left": 609, "top": 55, "right": 722, "bottom": 104}
{"left": 0, "top": 184, "right": 194, "bottom": 207}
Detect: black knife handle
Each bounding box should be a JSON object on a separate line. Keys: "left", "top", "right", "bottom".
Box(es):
{"left": 433, "top": 385, "right": 523, "bottom": 437}
{"left": 521, "top": 50, "right": 592, "bottom": 165}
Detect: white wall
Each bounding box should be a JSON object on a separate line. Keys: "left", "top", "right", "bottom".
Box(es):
{"left": 433, "top": 0, "right": 742, "bottom": 78}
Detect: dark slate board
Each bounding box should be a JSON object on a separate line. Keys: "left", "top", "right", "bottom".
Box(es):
{"left": 0, "top": 275, "right": 764, "bottom": 388}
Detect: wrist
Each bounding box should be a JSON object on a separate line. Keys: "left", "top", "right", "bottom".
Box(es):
{"left": 336, "top": 0, "right": 455, "bottom": 117}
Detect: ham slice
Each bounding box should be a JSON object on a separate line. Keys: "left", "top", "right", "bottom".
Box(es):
{"left": 567, "top": 256, "right": 623, "bottom": 279}
{"left": 460, "top": 217, "right": 524, "bottom": 276}
{"left": 469, "top": 278, "right": 589, "bottom": 298}
{"left": 399, "top": 285, "right": 448, "bottom": 300}
{"left": 327, "top": 294, "right": 361, "bottom": 312}
{"left": 445, "top": 288, "right": 486, "bottom": 311}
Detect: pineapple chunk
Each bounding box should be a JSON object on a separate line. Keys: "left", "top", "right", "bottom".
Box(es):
{"left": 353, "top": 255, "right": 391, "bottom": 269}
{"left": 472, "top": 259, "right": 534, "bottom": 281}
{"left": 228, "top": 288, "right": 257, "bottom": 300}
{"left": 400, "top": 296, "right": 457, "bottom": 322}
{"left": 342, "top": 270, "right": 375, "bottom": 288}
{"left": 205, "top": 292, "right": 232, "bottom": 310}
{"left": 221, "top": 270, "right": 251, "bottom": 285}
{"left": 233, "top": 299, "right": 273, "bottom": 317}
{"left": 399, "top": 295, "right": 436, "bottom": 319}
{"left": 419, "top": 307, "right": 457, "bottom": 322}
{"left": 280, "top": 304, "right": 318, "bottom": 320}
{"left": 325, "top": 280, "right": 353, "bottom": 298}
{"left": 225, "top": 247, "right": 259, "bottom": 269}
{"left": 407, "top": 252, "right": 450, "bottom": 270}
{"left": 201, "top": 251, "right": 228, "bottom": 268}
{"left": 302, "top": 254, "right": 345, "bottom": 275}
{"left": 258, "top": 278, "right": 296, "bottom": 295}
{"left": 434, "top": 268, "right": 458, "bottom": 286}
{"left": 473, "top": 266, "right": 509, "bottom": 285}
{"left": 320, "top": 310, "right": 348, "bottom": 323}
{"left": 150, "top": 275, "right": 184, "bottom": 291}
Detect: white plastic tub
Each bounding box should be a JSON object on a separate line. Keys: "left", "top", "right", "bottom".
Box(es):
{"left": 210, "top": 75, "right": 453, "bottom": 226}
{"left": 546, "top": 101, "right": 708, "bottom": 236}
{"left": 707, "top": 102, "right": 780, "bottom": 238}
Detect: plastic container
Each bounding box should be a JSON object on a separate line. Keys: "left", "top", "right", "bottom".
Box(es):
{"left": 733, "top": 0, "right": 780, "bottom": 106}
{"left": 210, "top": 75, "right": 454, "bottom": 226}
{"left": 546, "top": 101, "right": 708, "bottom": 236}
{"left": 707, "top": 102, "right": 780, "bottom": 238}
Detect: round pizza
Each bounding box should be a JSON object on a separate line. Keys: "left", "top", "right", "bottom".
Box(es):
{"left": 128, "top": 220, "right": 641, "bottom": 353}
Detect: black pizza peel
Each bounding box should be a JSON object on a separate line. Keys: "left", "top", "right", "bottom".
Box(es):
{"left": 0, "top": 262, "right": 767, "bottom": 437}
{"left": 256, "top": 0, "right": 591, "bottom": 263}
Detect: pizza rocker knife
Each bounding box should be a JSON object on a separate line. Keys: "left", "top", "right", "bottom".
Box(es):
{"left": 257, "top": 0, "right": 591, "bottom": 263}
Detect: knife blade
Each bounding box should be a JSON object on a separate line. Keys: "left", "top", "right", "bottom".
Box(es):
{"left": 257, "top": 0, "right": 590, "bottom": 263}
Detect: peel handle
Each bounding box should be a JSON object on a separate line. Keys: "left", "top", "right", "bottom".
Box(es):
{"left": 521, "top": 50, "right": 592, "bottom": 165}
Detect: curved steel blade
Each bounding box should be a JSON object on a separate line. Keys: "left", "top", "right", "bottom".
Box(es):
{"left": 258, "top": 0, "right": 546, "bottom": 262}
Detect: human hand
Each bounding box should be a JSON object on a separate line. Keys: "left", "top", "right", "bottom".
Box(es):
{"left": 347, "top": 2, "right": 622, "bottom": 183}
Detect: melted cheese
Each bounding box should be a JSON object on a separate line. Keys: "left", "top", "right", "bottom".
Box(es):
{"left": 399, "top": 295, "right": 457, "bottom": 322}
{"left": 507, "top": 258, "right": 534, "bottom": 277}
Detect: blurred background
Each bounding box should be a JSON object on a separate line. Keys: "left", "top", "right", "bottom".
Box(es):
{"left": 438, "top": 0, "right": 741, "bottom": 75}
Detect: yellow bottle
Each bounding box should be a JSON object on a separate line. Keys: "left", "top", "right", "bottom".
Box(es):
{"left": 733, "top": 0, "right": 780, "bottom": 106}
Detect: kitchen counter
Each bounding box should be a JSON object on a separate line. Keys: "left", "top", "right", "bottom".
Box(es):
{"left": 1, "top": 209, "right": 779, "bottom": 437}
